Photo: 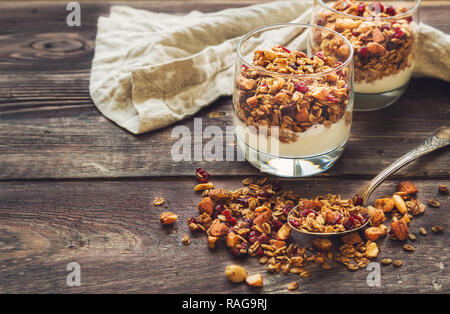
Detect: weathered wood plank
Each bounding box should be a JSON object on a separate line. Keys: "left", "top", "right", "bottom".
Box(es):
{"left": 0, "top": 178, "right": 448, "bottom": 293}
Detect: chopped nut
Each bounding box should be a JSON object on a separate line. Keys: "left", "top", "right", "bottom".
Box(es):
{"left": 390, "top": 219, "right": 409, "bottom": 240}
{"left": 182, "top": 234, "right": 191, "bottom": 245}
{"left": 198, "top": 197, "right": 214, "bottom": 216}
{"left": 408, "top": 233, "right": 416, "bottom": 241}
{"left": 160, "top": 212, "right": 178, "bottom": 225}
{"left": 153, "top": 197, "right": 165, "bottom": 206}
{"left": 365, "top": 226, "right": 387, "bottom": 241}
{"left": 367, "top": 42, "right": 386, "bottom": 56}
{"left": 365, "top": 241, "right": 379, "bottom": 259}
{"left": 287, "top": 282, "right": 299, "bottom": 291}
{"left": 207, "top": 188, "right": 231, "bottom": 202}
{"left": 276, "top": 223, "right": 291, "bottom": 240}
{"left": 369, "top": 207, "right": 386, "bottom": 227}
{"left": 393, "top": 260, "right": 403, "bottom": 267}
{"left": 375, "top": 198, "right": 395, "bottom": 213}
{"left": 431, "top": 225, "right": 444, "bottom": 233}
{"left": 393, "top": 194, "right": 407, "bottom": 215}
{"left": 207, "top": 219, "right": 229, "bottom": 237}
{"left": 403, "top": 244, "right": 415, "bottom": 252}
{"left": 208, "top": 236, "right": 218, "bottom": 249}
{"left": 225, "top": 265, "right": 247, "bottom": 283}
{"left": 381, "top": 258, "right": 392, "bottom": 265}
{"left": 396, "top": 181, "right": 418, "bottom": 195}
{"left": 427, "top": 199, "right": 440, "bottom": 208}
{"left": 419, "top": 227, "right": 427, "bottom": 236}
{"left": 245, "top": 274, "right": 263, "bottom": 287}
{"left": 299, "top": 270, "right": 310, "bottom": 278}
{"left": 226, "top": 232, "right": 240, "bottom": 249}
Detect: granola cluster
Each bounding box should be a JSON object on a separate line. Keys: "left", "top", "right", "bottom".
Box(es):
{"left": 316, "top": 0, "right": 416, "bottom": 83}
{"left": 235, "top": 45, "right": 351, "bottom": 143}
{"left": 288, "top": 195, "right": 370, "bottom": 233}
{"left": 187, "top": 172, "right": 445, "bottom": 283}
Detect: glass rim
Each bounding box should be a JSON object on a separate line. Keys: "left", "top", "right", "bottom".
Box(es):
{"left": 237, "top": 23, "right": 354, "bottom": 79}
{"left": 317, "top": 0, "right": 421, "bottom": 21}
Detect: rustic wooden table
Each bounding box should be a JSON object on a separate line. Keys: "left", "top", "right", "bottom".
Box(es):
{"left": 0, "top": 1, "right": 449, "bottom": 294}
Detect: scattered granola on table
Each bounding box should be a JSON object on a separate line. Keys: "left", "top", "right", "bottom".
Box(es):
{"left": 315, "top": 0, "right": 417, "bottom": 85}
{"left": 153, "top": 197, "right": 165, "bottom": 206}
{"left": 188, "top": 175, "right": 441, "bottom": 281}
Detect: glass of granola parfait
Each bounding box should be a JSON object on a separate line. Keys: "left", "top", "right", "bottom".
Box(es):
{"left": 233, "top": 23, "right": 354, "bottom": 177}
{"left": 313, "top": 0, "right": 420, "bottom": 110}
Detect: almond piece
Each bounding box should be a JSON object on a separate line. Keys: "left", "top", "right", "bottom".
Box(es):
{"left": 276, "top": 223, "right": 291, "bottom": 240}
{"left": 160, "top": 212, "right": 178, "bottom": 225}
{"left": 367, "top": 42, "right": 386, "bottom": 57}
{"left": 245, "top": 274, "right": 264, "bottom": 287}
{"left": 372, "top": 28, "right": 385, "bottom": 43}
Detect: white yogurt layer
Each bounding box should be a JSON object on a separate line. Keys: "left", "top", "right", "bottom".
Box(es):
{"left": 355, "top": 65, "right": 414, "bottom": 94}
{"left": 234, "top": 116, "right": 351, "bottom": 158}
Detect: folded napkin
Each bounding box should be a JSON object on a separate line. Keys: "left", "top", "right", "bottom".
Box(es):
{"left": 89, "top": 1, "right": 450, "bottom": 134}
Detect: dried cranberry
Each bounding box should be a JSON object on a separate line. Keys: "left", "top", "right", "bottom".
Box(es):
{"left": 228, "top": 217, "right": 237, "bottom": 225}
{"left": 248, "top": 235, "right": 258, "bottom": 243}
{"left": 240, "top": 242, "right": 249, "bottom": 250}
{"left": 370, "top": 2, "right": 384, "bottom": 13}
{"left": 278, "top": 45, "right": 291, "bottom": 53}
{"left": 241, "top": 64, "right": 249, "bottom": 70}
{"left": 273, "top": 220, "right": 283, "bottom": 231}
{"left": 255, "top": 247, "right": 264, "bottom": 255}
{"left": 407, "top": 16, "right": 413, "bottom": 23}
{"left": 230, "top": 248, "right": 242, "bottom": 257}
{"left": 195, "top": 168, "right": 210, "bottom": 183}
{"left": 353, "top": 195, "right": 363, "bottom": 206}
{"left": 236, "top": 197, "right": 250, "bottom": 207}
{"left": 380, "top": 24, "right": 391, "bottom": 31}
{"left": 257, "top": 235, "right": 270, "bottom": 244}
{"left": 392, "top": 28, "right": 405, "bottom": 39}
{"left": 222, "top": 210, "right": 231, "bottom": 219}
{"left": 385, "top": 5, "right": 396, "bottom": 16}
{"left": 358, "top": 46, "right": 369, "bottom": 59}
{"left": 289, "top": 219, "right": 301, "bottom": 228}
{"left": 244, "top": 218, "right": 253, "bottom": 227}
{"left": 343, "top": 216, "right": 356, "bottom": 230}
{"left": 290, "top": 63, "right": 299, "bottom": 70}
{"left": 294, "top": 82, "right": 309, "bottom": 93}
{"left": 352, "top": 31, "right": 360, "bottom": 37}
{"left": 282, "top": 204, "right": 294, "bottom": 215}
{"left": 187, "top": 217, "right": 198, "bottom": 224}
{"left": 352, "top": 214, "right": 364, "bottom": 223}
{"left": 271, "top": 180, "right": 282, "bottom": 192}
{"left": 357, "top": 3, "right": 365, "bottom": 15}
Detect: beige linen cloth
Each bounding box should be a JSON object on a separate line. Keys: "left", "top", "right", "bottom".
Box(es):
{"left": 90, "top": 1, "right": 450, "bottom": 134}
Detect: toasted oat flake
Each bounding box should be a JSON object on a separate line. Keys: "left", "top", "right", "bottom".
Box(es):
{"left": 403, "top": 244, "right": 415, "bottom": 252}
{"left": 153, "top": 197, "right": 165, "bottom": 206}
{"left": 419, "top": 227, "right": 427, "bottom": 236}
{"left": 408, "top": 233, "right": 416, "bottom": 241}
{"left": 438, "top": 185, "right": 449, "bottom": 195}
{"left": 299, "top": 270, "right": 310, "bottom": 278}
{"left": 381, "top": 258, "right": 392, "bottom": 265}
{"left": 427, "top": 199, "right": 441, "bottom": 208}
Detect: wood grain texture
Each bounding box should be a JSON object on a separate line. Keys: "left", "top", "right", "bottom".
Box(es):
{"left": 0, "top": 178, "right": 448, "bottom": 293}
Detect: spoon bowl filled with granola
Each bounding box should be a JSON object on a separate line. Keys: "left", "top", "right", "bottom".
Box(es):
{"left": 233, "top": 23, "right": 354, "bottom": 177}
{"left": 313, "top": 0, "right": 420, "bottom": 110}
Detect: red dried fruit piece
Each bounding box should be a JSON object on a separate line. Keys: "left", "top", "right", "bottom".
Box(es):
{"left": 357, "top": 3, "right": 365, "bottom": 15}
{"left": 327, "top": 95, "right": 339, "bottom": 103}
{"left": 353, "top": 195, "right": 363, "bottom": 206}
{"left": 315, "top": 51, "right": 325, "bottom": 60}
{"left": 289, "top": 219, "right": 301, "bottom": 228}
{"left": 385, "top": 5, "right": 396, "bottom": 16}
{"left": 228, "top": 217, "right": 237, "bottom": 225}
{"left": 278, "top": 45, "right": 291, "bottom": 53}
{"left": 282, "top": 204, "right": 294, "bottom": 215}
{"left": 273, "top": 220, "right": 283, "bottom": 230}
{"left": 195, "top": 168, "right": 210, "bottom": 183}
{"left": 370, "top": 2, "right": 384, "bottom": 13}
{"left": 294, "top": 82, "right": 309, "bottom": 93}
{"left": 241, "top": 64, "right": 249, "bottom": 70}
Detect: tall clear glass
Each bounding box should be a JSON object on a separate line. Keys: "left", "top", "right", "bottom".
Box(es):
{"left": 233, "top": 23, "right": 354, "bottom": 177}
{"left": 312, "top": 0, "right": 420, "bottom": 111}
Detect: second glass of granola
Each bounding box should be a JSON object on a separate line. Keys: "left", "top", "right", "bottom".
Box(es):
{"left": 313, "top": 0, "right": 420, "bottom": 110}
{"left": 233, "top": 23, "right": 354, "bottom": 177}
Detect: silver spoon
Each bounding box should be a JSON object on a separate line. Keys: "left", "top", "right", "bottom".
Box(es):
{"left": 288, "top": 126, "right": 450, "bottom": 236}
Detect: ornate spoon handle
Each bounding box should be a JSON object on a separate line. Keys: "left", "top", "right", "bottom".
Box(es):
{"left": 358, "top": 126, "right": 450, "bottom": 205}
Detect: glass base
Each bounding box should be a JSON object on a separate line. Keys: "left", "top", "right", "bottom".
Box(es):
{"left": 236, "top": 137, "right": 347, "bottom": 177}
{"left": 354, "top": 82, "right": 409, "bottom": 111}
